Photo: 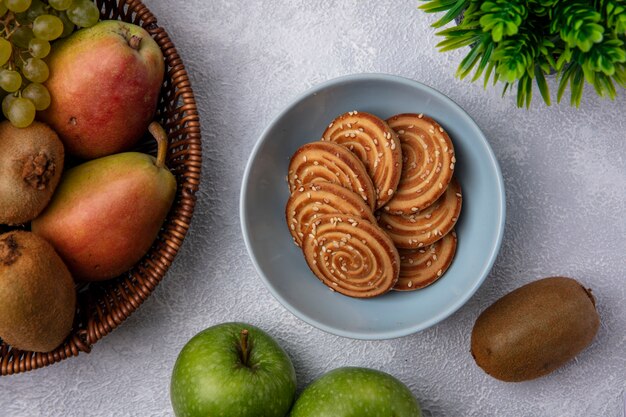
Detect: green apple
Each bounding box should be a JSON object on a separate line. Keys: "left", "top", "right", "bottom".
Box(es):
{"left": 170, "top": 322, "right": 296, "bottom": 417}
{"left": 290, "top": 367, "right": 422, "bottom": 417}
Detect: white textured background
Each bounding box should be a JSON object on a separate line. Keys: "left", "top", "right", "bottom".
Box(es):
{"left": 2, "top": 1, "right": 625, "bottom": 416}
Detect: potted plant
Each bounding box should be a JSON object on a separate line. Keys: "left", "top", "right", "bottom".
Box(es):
{"left": 419, "top": 0, "right": 626, "bottom": 107}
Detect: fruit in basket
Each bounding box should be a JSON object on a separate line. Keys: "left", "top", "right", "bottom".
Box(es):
{"left": 0, "top": 230, "right": 75, "bottom": 352}
{"left": 0, "top": 121, "right": 64, "bottom": 225}
{"left": 471, "top": 277, "right": 600, "bottom": 382}
{"left": 290, "top": 367, "right": 422, "bottom": 417}
{"left": 0, "top": 0, "right": 100, "bottom": 128}
{"left": 170, "top": 322, "right": 296, "bottom": 417}
{"left": 31, "top": 123, "right": 176, "bottom": 281}
{"left": 41, "top": 20, "right": 165, "bottom": 160}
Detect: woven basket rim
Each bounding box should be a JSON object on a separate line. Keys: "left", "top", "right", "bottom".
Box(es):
{"left": 0, "top": 0, "right": 202, "bottom": 376}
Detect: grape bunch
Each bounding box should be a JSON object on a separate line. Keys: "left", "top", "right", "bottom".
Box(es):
{"left": 0, "top": 0, "right": 99, "bottom": 128}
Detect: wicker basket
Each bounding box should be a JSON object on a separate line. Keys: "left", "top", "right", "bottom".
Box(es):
{"left": 0, "top": 0, "right": 202, "bottom": 375}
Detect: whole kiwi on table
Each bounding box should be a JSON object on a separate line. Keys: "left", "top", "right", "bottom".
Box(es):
{"left": 471, "top": 276, "right": 600, "bottom": 382}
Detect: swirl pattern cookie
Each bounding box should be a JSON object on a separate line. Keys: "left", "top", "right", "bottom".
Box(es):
{"left": 395, "top": 231, "right": 457, "bottom": 291}
{"left": 288, "top": 141, "right": 376, "bottom": 210}
{"left": 383, "top": 113, "right": 455, "bottom": 214}
{"left": 378, "top": 177, "right": 462, "bottom": 249}
{"left": 286, "top": 182, "right": 376, "bottom": 247}
{"left": 302, "top": 214, "right": 399, "bottom": 298}
{"left": 322, "top": 111, "right": 402, "bottom": 209}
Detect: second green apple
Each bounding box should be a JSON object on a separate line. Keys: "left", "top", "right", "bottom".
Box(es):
{"left": 290, "top": 367, "right": 422, "bottom": 417}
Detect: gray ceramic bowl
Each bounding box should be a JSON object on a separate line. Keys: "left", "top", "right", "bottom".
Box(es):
{"left": 241, "top": 74, "right": 505, "bottom": 339}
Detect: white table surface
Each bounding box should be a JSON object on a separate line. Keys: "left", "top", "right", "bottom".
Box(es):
{"left": 2, "top": 1, "right": 625, "bottom": 416}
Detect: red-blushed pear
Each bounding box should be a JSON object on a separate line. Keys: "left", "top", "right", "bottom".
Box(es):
{"left": 31, "top": 123, "right": 176, "bottom": 281}
{"left": 41, "top": 20, "right": 164, "bottom": 160}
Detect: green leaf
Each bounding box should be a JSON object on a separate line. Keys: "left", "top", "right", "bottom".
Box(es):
{"left": 435, "top": 27, "right": 478, "bottom": 37}
{"left": 582, "top": 61, "right": 596, "bottom": 84}
{"left": 457, "top": 43, "right": 484, "bottom": 79}
{"left": 571, "top": 66, "right": 585, "bottom": 107}
{"left": 613, "top": 64, "right": 626, "bottom": 87}
{"left": 435, "top": 26, "right": 483, "bottom": 51}
{"left": 592, "top": 75, "right": 606, "bottom": 97}
{"left": 472, "top": 40, "right": 495, "bottom": 81}
{"left": 419, "top": 0, "right": 458, "bottom": 13}
{"left": 437, "top": 35, "right": 480, "bottom": 51}
{"left": 502, "top": 81, "right": 511, "bottom": 96}
{"left": 516, "top": 77, "right": 526, "bottom": 107}
{"left": 526, "top": 77, "right": 533, "bottom": 108}
{"left": 556, "top": 47, "right": 573, "bottom": 70}
{"left": 557, "top": 64, "right": 576, "bottom": 103}
{"left": 600, "top": 74, "right": 617, "bottom": 98}
{"left": 589, "top": 24, "right": 605, "bottom": 42}
{"left": 534, "top": 66, "right": 552, "bottom": 105}
{"left": 432, "top": 0, "right": 470, "bottom": 28}
{"left": 505, "top": 21, "right": 518, "bottom": 34}
{"left": 483, "top": 61, "right": 496, "bottom": 88}
{"left": 491, "top": 23, "right": 504, "bottom": 41}
{"left": 479, "top": 0, "right": 527, "bottom": 41}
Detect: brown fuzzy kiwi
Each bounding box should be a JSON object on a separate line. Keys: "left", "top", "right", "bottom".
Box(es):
{"left": 470, "top": 276, "right": 600, "bottom": 382}
{"left": 0, "top": 121, "right": 64, "bottom": 225}
{"left": 0, "top": 231, "right": 76, "bottom": 352}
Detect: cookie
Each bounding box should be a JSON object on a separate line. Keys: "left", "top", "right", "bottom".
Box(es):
{"left": 286, "top": 182, "right": 376, "bottom": 247}
{"left": 395, "top": 231, "right": 457, "bottom": 291}
{"left": 302, "top": 214, "right": 399, "bottom": 298}
{"left": 378, "top": 177, "right": 462, "bottom": 249}
{"left": 287, "top": 141, "right": 376, "bottom": 210}
{"left": 322, "top": 111, "right": 402, "bottom": 209}
{"left": 383, "top": 113, "right": 455, "bottom": 214}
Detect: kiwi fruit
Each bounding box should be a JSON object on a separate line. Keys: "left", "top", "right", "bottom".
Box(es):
{"left": 0, "top": 121, "right": 64, "bottom": 225}
{"left": 471, "top": 276, "right": 600, "bottom": 382}
{"left": 0, "top": 231, "right": 76, "bottom": 352}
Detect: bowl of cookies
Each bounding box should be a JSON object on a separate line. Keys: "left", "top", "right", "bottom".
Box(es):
{"left": 241, "top": 73, "right": 505, "bottom": 339}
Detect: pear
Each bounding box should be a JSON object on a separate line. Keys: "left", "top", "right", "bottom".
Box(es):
{"left": 41, "top": 21, "right": 164, "bottom": 160}
{"left": 32, "top": 123, "right": 177, "bottom": 281}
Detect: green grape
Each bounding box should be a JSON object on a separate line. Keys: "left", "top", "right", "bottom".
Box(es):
{"left": 49, "top": 0, "right": 73, "bottom": 11}
{"left": 22, "top": 57, "right": 49, "bottom": 83}
{"left": 0, "top": 69, "right": 22, "bottom": 93}
{"left": 2, "top": 94, "right": 16, "bottom": 117}
{"left": 56, "top": 11, "right": 75, "bottom": 38}
{"left": 0, "top": 90, "right": 9, "bottom": 111}
{"left": 16, "top": 0, "right": 46, "bottom": 24}
{"left": 22, "top": 82, "right": 50, "bottom": 110}
{"left": 33, "top": 14, "right": 64, "bottom": 41}
{"left": 0, "top": 0, "right": 96, "bottom": 128}
{"left": 67, "top": 0, "right": 99, "bottom": 28}
{"left": 5, "top": 96, "right": 36, "bottom": 128}
{"left": 0, "top": 38, "right": 12, "bottom": 66}
{"left": 6, "top": 0, "right": 32, "bottom": 13}
{"left": 11, "top": 26, "right": 34, "bottom": 49}
{"left": 28, "top": 38, "right": 50, "bottom": 58}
